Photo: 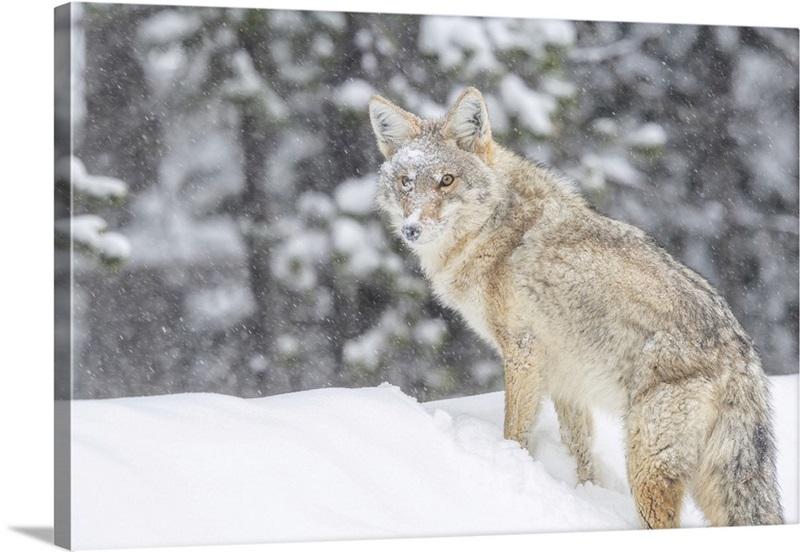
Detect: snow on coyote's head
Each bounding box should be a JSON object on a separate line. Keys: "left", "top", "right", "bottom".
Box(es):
{"left": 368, "top": 87, "right": 505, "bottom": 247}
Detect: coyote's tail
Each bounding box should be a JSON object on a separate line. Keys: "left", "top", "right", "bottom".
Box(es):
{"left": 693, "top": 365, "right": 784, "bottom": 526}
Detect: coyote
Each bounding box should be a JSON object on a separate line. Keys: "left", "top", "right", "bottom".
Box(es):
{"left": 367, "top": 87, "right": 783, "bottom": 529}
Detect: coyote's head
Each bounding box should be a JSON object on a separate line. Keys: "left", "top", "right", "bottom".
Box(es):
{"left": 368, "top": 88, "right": 503, "bottom": 247}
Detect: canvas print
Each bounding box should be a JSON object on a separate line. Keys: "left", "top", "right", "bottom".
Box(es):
{"left": 54, "top": 2, "right": 799, "bottom": 549}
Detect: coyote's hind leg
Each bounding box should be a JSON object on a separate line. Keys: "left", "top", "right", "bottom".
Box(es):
{"left": 625, "top": 380, "right": 715, "bottom": 529}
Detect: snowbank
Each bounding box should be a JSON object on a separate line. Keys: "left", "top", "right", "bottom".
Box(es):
{"left": 71, "top": 375, "right": 798, "bottom": 549}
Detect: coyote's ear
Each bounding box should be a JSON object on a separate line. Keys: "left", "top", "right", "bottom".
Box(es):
{"left": 443, "top": 87, "right": 493, "bottom": 159}
{"left": 368, "top": 95, "right": 422, "bottom": 159}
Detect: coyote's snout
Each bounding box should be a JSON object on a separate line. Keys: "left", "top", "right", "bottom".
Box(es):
{"left": 368, "top": 87, "right": 784, "bottom": 529}
{"left": 401, "top": 220, "right": 421, "bottom": 242}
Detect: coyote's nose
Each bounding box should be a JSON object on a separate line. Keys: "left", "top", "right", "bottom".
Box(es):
{"left": 402, "top": 222, "right": 421, "bottom": 242}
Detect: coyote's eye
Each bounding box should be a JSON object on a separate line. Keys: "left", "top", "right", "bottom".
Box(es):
{"left": 439, "top": 174, "right": 455, "bottom": 187}
{"left": 400, "top": 176, "right": 414, "bottom": 192}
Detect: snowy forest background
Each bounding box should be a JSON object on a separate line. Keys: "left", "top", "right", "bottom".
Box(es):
{"left": 54, "top": 3, "right": 799, "bottom": 401}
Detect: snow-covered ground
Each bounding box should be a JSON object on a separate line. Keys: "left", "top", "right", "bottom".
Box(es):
{"left": 71, "top": 375, "right": 798, "bottom": 550}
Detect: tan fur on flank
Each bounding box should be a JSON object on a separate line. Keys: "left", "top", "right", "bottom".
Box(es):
{"left": 368, "top": 87, "right": 784, "bottom": 529}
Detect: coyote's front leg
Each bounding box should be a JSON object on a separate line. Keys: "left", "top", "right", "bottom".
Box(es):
{"left": 554, "top": 400, "right": 597, "bottom": 484}
{"left": 503, "top": 346, "right": 544, "bottom": 451}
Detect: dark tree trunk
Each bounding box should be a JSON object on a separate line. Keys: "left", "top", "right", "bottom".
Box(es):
{"left": 238, "top": 107, "right": 276, "bottom": 395}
